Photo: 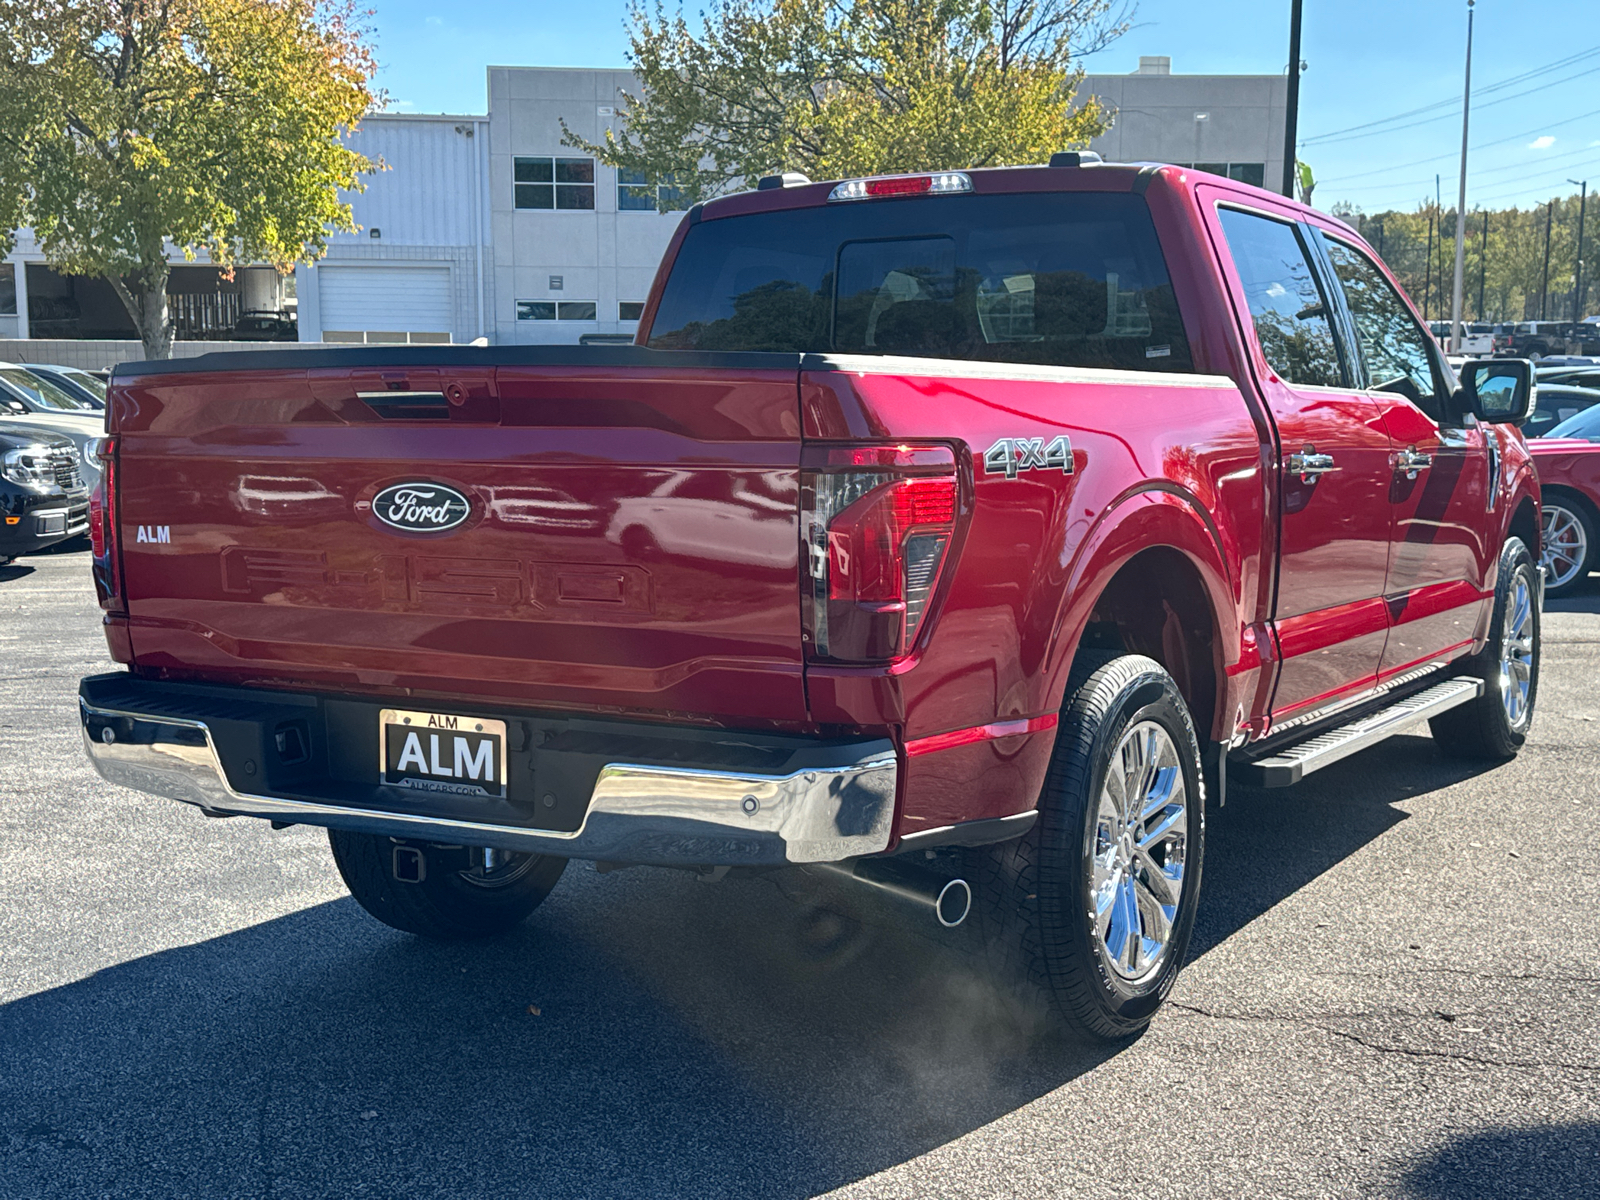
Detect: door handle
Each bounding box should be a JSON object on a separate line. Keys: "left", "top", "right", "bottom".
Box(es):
{"left": 1394, "top": 446, "right": 1433, "bottom": 480}
{"left": 1286, "top": 448, "right": 1338, "bottom": 484}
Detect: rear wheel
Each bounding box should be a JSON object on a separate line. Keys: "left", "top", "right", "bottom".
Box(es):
{"left": 329, "top": 829, "right": 567, "bottom": 939}
{"left": 1541, "top": 499, "right": 1595, "bottom": 597}
{"left": 1430, "top": 537, "right": 1540, "bottom": 760}
{"left": 977, "top": 653, "right": 1204, "bottom": 1042}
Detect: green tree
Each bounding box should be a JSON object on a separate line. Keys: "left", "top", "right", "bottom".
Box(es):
{"left": 0, "top": 0, "right": 378, "bottom": 358}
{"left": 565, "top": 0, "right": 1127, "bottom": 201}
{"left": 1344, "top": 192, "right": 1591, "bottom": 323}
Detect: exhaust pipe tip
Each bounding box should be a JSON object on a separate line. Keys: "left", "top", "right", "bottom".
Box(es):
{"left": 935, "top": 877, "right": 972, "bottom": 928}
{"left": 812, "top": 858, "right": 972, "bottom": 928}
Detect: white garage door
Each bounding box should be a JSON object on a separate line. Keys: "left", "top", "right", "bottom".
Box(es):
{"left": 319, "top": 265, "right": 452, "bottom": 342}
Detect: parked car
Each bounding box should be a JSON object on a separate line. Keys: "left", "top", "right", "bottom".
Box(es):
{"left": 1537, "top": 364, "right": 1600, "bottom": 390}
{"left": 1428, "top": 320, "right": 1494, "bottom": 355}
{"left": 24, "top": 363, "right": 108, "bottom": 411}
{"left": 1504, "top": 321, "right": 1574, "bottom": 359}
{"left": 79, "top": 160, "right": 1543, "bottom": 1042}
{"left": 0, "top": 363, "right": 104, "bottom": 489}
{"left": 1529, "top": 411, "right": 1600, "bottom": 594}
{"left": 0, "top": 424, "right": 90, "bottom": 565}
{"left": 1523, "top": 383, "right": 1600, "bottom": 439}
{"left": 231, "top": 310, "right": 298, "bottom": 342}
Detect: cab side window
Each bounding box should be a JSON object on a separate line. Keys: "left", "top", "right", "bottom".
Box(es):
{"left": 1217, "top": 207, "right": 1345, "bottom": 389}
{"left": 1320, "top": 237, "right": 1446, "bottom": 420}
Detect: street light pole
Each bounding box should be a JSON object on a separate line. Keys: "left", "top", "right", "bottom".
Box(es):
{"left": 1571, "top": 179, "right": 1589, "bottom": 321}
{"left": 1282, "top": 0, "right": 1303, "bottom": 198}
{"left": 1478, "top": 209, "right": 1489, "bottom": 319}
{"left": 1541, "top": 200, "right": 1554, "bottom": 320}
{"left": 1449, "top": 0, "right": 1475, "bottom": 353}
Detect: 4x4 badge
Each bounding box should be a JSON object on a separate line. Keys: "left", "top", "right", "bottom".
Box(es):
{"left": 983, "top": 435, "right": 1073, "bottom": 478}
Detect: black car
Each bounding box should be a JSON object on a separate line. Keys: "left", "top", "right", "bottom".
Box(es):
{"left": 0, "top": 424, "right": 90, "bottom": 565}
{"left": 1524, "top": 383, "right": 1600, "bottom": 439}
{"left": 232, "top": 310, "right": 298, "bottom": 341}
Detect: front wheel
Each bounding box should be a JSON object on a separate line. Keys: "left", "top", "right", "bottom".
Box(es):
{"left": 1541, "top": 499, "right": 1595, "bottom": 597}
{"left": 977, "top": 653, "right": 1205, "bottom": 1042}
{"left": 1430, "top": 537, "right": 1540, "bottom": 760}
{"left": 329, "top": 829, "right": 567, "bottom": 939}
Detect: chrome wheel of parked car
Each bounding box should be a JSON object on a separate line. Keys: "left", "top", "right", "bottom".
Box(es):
{"left": 1499, "top": 572, "right": 1536, "bottom": 731}
{"left": 1541, "top": 503, "right": 1591, "bottom": 591}
{"left": 1091, "top": 720, "right": 1189, "bottom": 984}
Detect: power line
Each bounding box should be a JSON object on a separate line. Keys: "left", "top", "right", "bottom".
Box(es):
{"left": 1302, "top": 62, "right": 1600, "bottom": 148}
{"left": 1302, "top": 42, "right": 1600, "bottom": 145}
{"left": 1318, "top": 105, "right": 1600, "bottom": 185}
{"left": 1337, "top": 141, "right": 1600, "bottom": 201}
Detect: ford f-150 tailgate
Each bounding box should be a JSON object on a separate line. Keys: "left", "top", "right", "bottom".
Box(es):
{"left": 108, "top": 348, "right": 810, "bottom": 725}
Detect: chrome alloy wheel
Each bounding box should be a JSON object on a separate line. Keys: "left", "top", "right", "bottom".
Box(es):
{"left": 1541, "top": 504, "right": 1589, "bottom": 591}
{"left": 1499, "top": 572, "right": 1536, "bottom": 730}
{"left": 1090, "top": 721, "right": 1189, "bottom": 984}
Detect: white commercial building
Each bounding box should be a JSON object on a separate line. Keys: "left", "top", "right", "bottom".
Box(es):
{"left": 299, "top": 57, "right": 1287, "bottom": 345}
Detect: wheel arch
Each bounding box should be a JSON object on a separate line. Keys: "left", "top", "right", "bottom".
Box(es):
{"left": 1045, "top": 487, "right": 1241, "bottom": 744}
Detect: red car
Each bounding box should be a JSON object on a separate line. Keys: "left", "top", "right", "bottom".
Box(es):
{"left": 78, "top": 160, "right": 1541, "bottom": 1041}
{"left": 1531, "top": 402, "right": 1600, "bottom": 594}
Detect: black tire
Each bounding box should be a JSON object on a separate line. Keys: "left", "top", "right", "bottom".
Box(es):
{"left": 976, "top": 653, "right": 1206, "bottom": 1042}
{"left": 1540, "top": 496, "right": 1596, "bottom": 598}
{"left": 1430, "top": 536, "right": 1540, "bottom": 760}
{"left": 328, "top": 829, "right": 567, "bottom": 939}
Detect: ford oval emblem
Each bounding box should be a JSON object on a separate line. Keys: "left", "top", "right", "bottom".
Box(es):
{"left": 372, "top": 482, "right": 472, "bottom": 533}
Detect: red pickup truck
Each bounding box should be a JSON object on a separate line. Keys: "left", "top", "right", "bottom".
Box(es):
{"left": 80, "top": 161, "right": 1543, "bottom": 1041}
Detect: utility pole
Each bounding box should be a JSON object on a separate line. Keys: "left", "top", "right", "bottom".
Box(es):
{"left": 1478, "top": 210, "right": 1489, "bottom": 319}
{"left": 1449, "top": 0, "right": 1475, "bottom": 352}
{"left": 1541, "top": 200, "right": 1554, "bottom": 319}
{"left": 1571, "top": 179, "right": 1589, "bottom": 321}
{"left": 1282, "top": 0, "right": 1304, "bottom": 198}
{"left": 1424, "top": 206, "right": 1436, "bottom": 321}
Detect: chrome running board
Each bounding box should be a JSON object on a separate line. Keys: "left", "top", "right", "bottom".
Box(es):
{"left": 1239, "top": 677, "right": 1484, "bottom": 788}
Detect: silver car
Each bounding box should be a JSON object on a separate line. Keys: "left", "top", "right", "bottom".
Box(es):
{"left": 0, "top": 362, "right": 105, "bottom": 489}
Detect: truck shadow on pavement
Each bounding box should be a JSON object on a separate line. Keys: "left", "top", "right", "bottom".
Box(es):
{"left": 1399, "top": 1121, "right": 1600, "bottom": 1198}
{"left": 0, "top": 738, "right": 1502, "bottom": 1199}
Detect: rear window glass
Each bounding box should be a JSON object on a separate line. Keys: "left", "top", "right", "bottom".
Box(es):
{"left": 647, "top": 192, "right": 1193, "bottom": 372}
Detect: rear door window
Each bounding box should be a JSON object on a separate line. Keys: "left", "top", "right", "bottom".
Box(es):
{"left": 1215, "top": 207, "right": 1345, "bottom": 389}
{"left": 648, "top": 191, "right": 1193, "bottom": 373}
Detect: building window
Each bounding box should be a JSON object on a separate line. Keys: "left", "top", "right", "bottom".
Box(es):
{"left": 617, "top": 170, "right": 687, "bottom": 212}
{"left": 517, "top": 300, "right": 597, "bottom": 321}
{"left": 0, "top": 263, "right": 14, "bottom": 316}
{"left": 514, "top": 157, "right": 596, "bottom": 210}
{"left": 1228, "top": 162, "right": 1266, "bottom": 188}
{"left": 1174, "top": 162, "right": 1266, "bottom": 189}
{"left": 619, "top": 301, "right": 645, "bottom": 322}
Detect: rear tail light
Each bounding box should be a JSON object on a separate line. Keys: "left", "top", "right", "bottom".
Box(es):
{"left": 89, "top": 437, "right": 122, "bottom": 611}
{"left": 803, "top": 444, "right": 961, "bottom": 662}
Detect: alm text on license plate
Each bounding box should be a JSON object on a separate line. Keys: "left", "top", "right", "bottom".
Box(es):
{"left": 381, "top": 708, "right": 507, "bottom": 798}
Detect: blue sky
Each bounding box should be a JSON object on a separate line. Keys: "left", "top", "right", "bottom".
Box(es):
{"left": 370, "top": 0, "right": 1599, "bottom": 214}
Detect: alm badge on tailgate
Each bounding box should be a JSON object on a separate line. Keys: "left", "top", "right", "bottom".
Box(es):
{"left": 381, "top": 709, "right": 508, "bottom": 798}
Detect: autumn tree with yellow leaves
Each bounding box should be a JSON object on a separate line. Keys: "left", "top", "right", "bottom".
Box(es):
{"left": 0, "top": 0, "right": 378, "bottom": 358}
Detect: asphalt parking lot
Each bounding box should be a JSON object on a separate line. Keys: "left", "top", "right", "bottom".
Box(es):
{"left": 2, "top": 543, "right": 1597, "bottom": 1199}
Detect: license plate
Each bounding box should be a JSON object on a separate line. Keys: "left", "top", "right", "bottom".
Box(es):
{"left": 380, "top": 709, "right": 507, "bottom": 798}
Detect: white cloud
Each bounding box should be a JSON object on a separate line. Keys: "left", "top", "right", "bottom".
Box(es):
{"left": 1529, "top": 135, "right": 1557, "bottom": 150}
{"left": 425, "top": 15, "right": 443, "bottom": 24}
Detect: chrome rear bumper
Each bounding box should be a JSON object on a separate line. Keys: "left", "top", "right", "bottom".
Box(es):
{"left": 81, "top": 696, "right": 897, "bottom": 867}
